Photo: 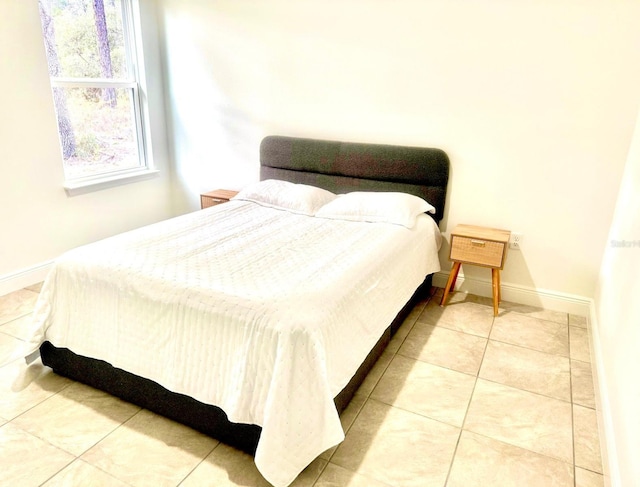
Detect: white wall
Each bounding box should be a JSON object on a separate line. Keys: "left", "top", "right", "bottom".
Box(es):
{"left": 0, "top": 0, "right": 174, "bottom": 293}
{"left": 593, "top": 111, "right": 640, "bottom": 486}
{"left": 158, "top": 0, "right": 640, "bottom": 303}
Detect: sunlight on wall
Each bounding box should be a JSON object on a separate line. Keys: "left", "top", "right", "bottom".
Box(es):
{"left": 158, "top": 0, "right": 640, "bottom": 299}
{"left": 161, "top": 10, "right": 260, "bottom": 210}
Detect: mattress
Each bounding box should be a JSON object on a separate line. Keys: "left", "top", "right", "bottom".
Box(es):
{"left": 24, "top": 200, "right": 442, "bottom": 486}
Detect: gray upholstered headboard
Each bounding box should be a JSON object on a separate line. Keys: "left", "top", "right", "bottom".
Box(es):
{"left": 259, "top": 135, "right": 450, "bottom": 223}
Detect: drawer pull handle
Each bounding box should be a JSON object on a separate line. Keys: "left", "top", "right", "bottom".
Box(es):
{"left": 470, "top": 239, "right": 486, "bottom": 247}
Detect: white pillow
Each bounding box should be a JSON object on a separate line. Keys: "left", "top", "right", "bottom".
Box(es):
{"left": 315, "top": 191, "right": 436, "bottom": 228}
{"left": 232, "top": 179, "right": 337, "bottom": 216}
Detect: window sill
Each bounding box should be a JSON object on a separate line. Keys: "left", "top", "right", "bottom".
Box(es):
{"left": 64, "top": 168, "right": 160, "bottom": 196}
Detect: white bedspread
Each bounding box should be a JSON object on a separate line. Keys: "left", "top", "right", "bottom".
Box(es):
{"left": 24, "top": 201, "right": 441, "bottom": 487}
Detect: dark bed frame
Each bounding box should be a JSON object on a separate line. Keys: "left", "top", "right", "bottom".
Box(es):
{"left": 40, "top": 135, "right": 450, "bottom": 455}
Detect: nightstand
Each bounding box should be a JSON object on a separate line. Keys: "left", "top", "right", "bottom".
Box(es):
{"left": 440, "top": 224, "right": 511, "bottom": 316}
{"left": 200, "top": 189, "right": 239, "bottom": 209}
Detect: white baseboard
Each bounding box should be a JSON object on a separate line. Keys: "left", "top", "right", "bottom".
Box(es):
{"left": 0, "top": 261, "right": 53, "bottom": 297}
{"left": 432, "top": 271, "right": 591, "bottom": 316}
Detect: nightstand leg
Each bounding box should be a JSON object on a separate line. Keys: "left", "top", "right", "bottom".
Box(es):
{"left": 491, "top": 268, "right": 500, "bottom": 316}
{"left": 440, "top": 261, "right": 461, "bottom": 307}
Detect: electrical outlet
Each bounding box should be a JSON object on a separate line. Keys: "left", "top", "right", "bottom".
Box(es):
{"left": 509, "top": 232, "right": 523, "bottom": 250}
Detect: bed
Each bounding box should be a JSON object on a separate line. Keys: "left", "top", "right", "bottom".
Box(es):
{"left": 25, "top": 135, "right": 449, "bottom": 487}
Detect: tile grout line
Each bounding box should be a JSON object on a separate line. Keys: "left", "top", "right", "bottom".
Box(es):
{"left": 308, "top": 455, "right": 334, "bottom": 487}
{"left": 0, "top": 311, "right": 33, "bottom": 327}
{"left": 471, "top": 376, "right": 574, "bottom": 406}
{"left": 0, "top": 289, "right": 83, "bottom": 486}
{"left": 485, "top": 334, "right": 570, "bottom": 359}
{"left": 569, "top": 341, "right": 578, "bottom": 487}
{"left": 34, "top": 458, "right": 76, "bottom": 487}
{"left": 86, "top": 457, "right": 137, "bottom": 487}
{"left": 74, "top": 408, "right": 147, "bottom": 485}
{"left": 318, "top": 294, "right": 431, "bottom": 478}
{"left": 2, "top": 420, "right": 77, "bottom": 486}
{"left": 446, "top": 311, "right": 584, "bottom": 482}
{"left": 175, "top": 439, "right": 223, "bottom": 487}
{"left": 442, "top": 310, "right": 495, "bottom": 486}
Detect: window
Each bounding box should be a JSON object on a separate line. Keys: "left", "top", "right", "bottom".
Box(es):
{"left": 38, "top": 0, "right": 152, "bottom": 189}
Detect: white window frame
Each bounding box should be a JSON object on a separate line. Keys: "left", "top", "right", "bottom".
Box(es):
{"left": 45, "top": 0, "right": 157, "bottom": 195}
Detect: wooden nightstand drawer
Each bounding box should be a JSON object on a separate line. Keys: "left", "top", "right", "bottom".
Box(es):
{"left": 201, "top": 197, "right": 227, "bottom": 209}
{"left": 448, "top": 224, "right": 510, "bottom": 270}
{"left": 200, "top": 189, "right": 239, "bottom": 209}
{"left": 450, "top": 236, "right": 506, "bottom": 268}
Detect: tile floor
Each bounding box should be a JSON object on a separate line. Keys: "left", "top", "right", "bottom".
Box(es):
{"left": 0, "top": 285, "right": 603, "bottom": 487}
